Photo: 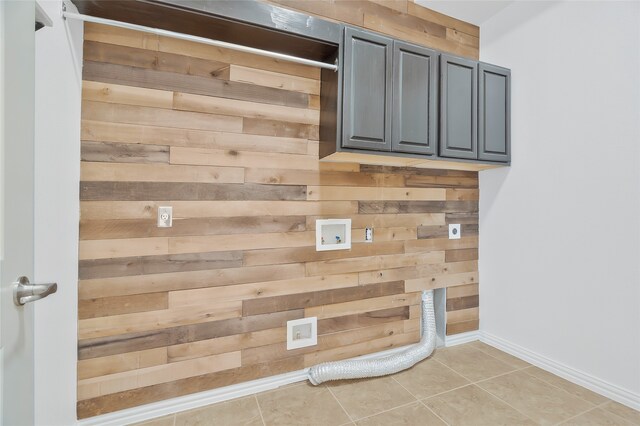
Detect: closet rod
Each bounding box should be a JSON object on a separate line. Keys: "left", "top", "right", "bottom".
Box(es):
{"left": 62, "top": 10, "right": 339, "bottom": 71}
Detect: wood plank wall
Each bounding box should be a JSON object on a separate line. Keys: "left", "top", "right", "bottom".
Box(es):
{"left": 77, "top": 2, "right": 480, "bottom": 418}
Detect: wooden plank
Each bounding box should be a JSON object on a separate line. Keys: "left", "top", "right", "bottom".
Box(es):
{"left": 78, "top": 300, "right": 243, "bottom": 340}
{"left": 446, "top": 188, "right": 479, "bottom": 201}
{"left": 447, "top": 307, "right": 479, "bottom": 323}
{"left": 308, "top": 94, "right": 320, "bottom": 109}
{"left": 82, "top": 80, "right": 173, "bottom": 109}
{"left": 80, "top": 216, "right": 306, "bottom": 240}
{"left": 305, "top": 293, "right": 421, "bottom": 320}
{"left": 446, "top": 212, "right": 479, "bottom": 224}
{"left": 306, "top": 186, "right": 446, "bottom": 201}
{"left": 167, "top": 327, "right": 285, "bottom": 363}
{"left": 447, "top": 295, "right": 480, "bottom": 311}
{"left": 446, "top": 283, "right": 478, "bottom": 299}
{"left": 318, "top": 306, "right": 409, "bottom": 334}
{"left": 360, "top": 164, "right": 478, "bottom": 178}
{"left": 167, "top": 273, "right": 360, "bottom": 308}
{"left": 242, "top": 117, "right": 319, "bottom": 140}
{"left": 78, "top": 351, "right": 241, "bottom": 400}
{"left": 79, "top": 293, "right": 168, "bottom": 320}
{"left": 79, "top": 237, "right": 168, "bottom": 260}
{"left": 404, "top": 174, "right": 478, "bottom": 188}
{"left": 80, "top": 161, "right": 244, "bottom": 183}
{"left": 243, "top": 241, "right": 404, "bottom": 267}
{"left": 405, "top": 271, "right": 479, "bottom": 292}
{"left": 83, "top": 41, "right": 229, "bottom": 80}
{"left": 358, "top": 258, "right": 475, "bottom": 285}
{"left": 305, "top": 251, "right": 443, "bottom": 276}
{"left": 82, "top": 101, "right": 243, "bottom": 133}
{"left": 445, "top": 248, "right": 478, "bottom": 263}
{"left": 81, "top": 141, "right": 169, "bottom": 164}
{"left": 405, "top": 236, "right": 479, "bottom": 253}
{"left": 78, "top": 263, "right": 306, "bottom": 299}
{"left": 227, "top": 64, "right": 320, "bottom": 95}
{"left": 446, "top": 27, "right": 479, "bottom": 49}
{"left": 359, "top": 200, "right": 478, "bottom": 214}
{"left": 245, "top": 168, "right": 405, "bottom": 187}
{"left": 242, "top": 281, "right": 405, "bottom": 316}
{"left": 81, "top": 120, "right": 311, "bottom": 155}
{"left": 80, "top": 182, "right": 306, "bottom": 202}
{"left": 168, "top": 231, "right": 316, "bottom": 255}
{"left": 78, "top": 348, "right": 167, "bottom": 381}
{"left": 170, "top": 146, "right": 319, "bottom": 171}
{"left": 80, "top": 200, "right": 358, "bottom": 220}
{"left": 78, "top": 251, "right": 243, "bottom": 280}
{"left": 417, "top": 224, "right": 478, "bottom": 239}
{"left": 446, "top": 319, "right": 479, "bottom": 335}
{"left": 173, "top": 92, "right": 320, "bottom": 125}
{"left": 78, "top": 310, "right": 304, "bottom": 360}
{"left": 305, "top": 213, "right": 445, "bottom": 229}
{"left": 76, "top": 356, "right": 304, "bottom": 419}
{"left": 83, "top": 61, "right": 310, "bottom": 108}
{"left": 83, "top": 22, "right": 160, "bottom": 50}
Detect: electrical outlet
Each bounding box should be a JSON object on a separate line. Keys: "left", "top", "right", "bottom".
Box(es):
{"left": 157, "top": 206, "right": 173, "bottom": 228}
{"left": 365, "top": 227, "right": 373, "bottom": 243}
{"left": 449, "top": 223, "right": 461, "bottom": 239}
{"left": 287, "top": 317, "right": 317, "bottom": 350}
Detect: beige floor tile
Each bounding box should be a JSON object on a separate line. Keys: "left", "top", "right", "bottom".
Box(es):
{"left": 131, "top": 415, "right": 175, "bottom": 426}
{"left": 468, "top": 341, "right": 531, "bottom": 369}
{"left": 523, "top": 366, "right": 609, "bottom": 405}
{"left": 432, "top": 344, "right": 516, "bottom": 382}
{"left": 602, "top": 401, "right": 640, "bottom": 425}
{"left": 478, "top": 370, "right": 593, "bottom": 425}
{"left": 561, "top": 408, "right": 635, "bottom": 425}
{"left": 355, "top": 402, "right": 446, "bottom": 426}
{"left": 257, "top": 382, "right": 350, "bottom": 426}
{"left": 393, "top": 358, "right": 470, "bottom": 399}
{"left": 327, "top": 376, "right": 416, "bottom": 421}
{"left": 174, "top": 396, "right": 262, "bottom": 426}
{"left": 423, "top": 384, "right": 536, "bottom": 426}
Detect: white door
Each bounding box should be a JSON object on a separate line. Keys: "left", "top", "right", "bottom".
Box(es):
{"left": 1, "top": 1, "right": 40, "bottom": 425}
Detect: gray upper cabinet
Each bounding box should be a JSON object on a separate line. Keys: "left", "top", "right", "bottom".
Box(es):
{"left": 439, "top": 54, "right": 478, "bottom": 160}
{"left": 392, "top": 41, "right": 438, "bottom": 155}
{"left": 342, "top": 27, "right": 393, "bottom": 151}
{"left": 479, "top": 63, "right": 511, "bottom": 163}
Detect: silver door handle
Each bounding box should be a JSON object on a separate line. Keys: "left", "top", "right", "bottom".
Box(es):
{"left": 13, "top": 276, "right": 57, "bottom": 306}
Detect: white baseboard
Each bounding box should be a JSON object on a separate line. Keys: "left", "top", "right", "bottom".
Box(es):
{"left": 480, "top": 331, "right": 640, "bottom": 411}
{"left": 445, "top": 330, "right": 480, "bottom": 346}
{"left": 77, "top": 343, "right": 423, "bottom": 425}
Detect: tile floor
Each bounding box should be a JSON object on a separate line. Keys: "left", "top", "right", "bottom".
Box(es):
{"left": 134, "top": 341, "right": 640, "bottom": 426}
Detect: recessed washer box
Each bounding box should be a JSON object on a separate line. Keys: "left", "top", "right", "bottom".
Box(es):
{"left": 287, "top": 317, "right": 317, "bottom": 350}
{"left": 316, "top": 219, "right": 351, "bottom": 251}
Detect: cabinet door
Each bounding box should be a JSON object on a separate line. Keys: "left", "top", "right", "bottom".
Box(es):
{"left": 392, "top": 41, "right": 438, "bottom": 155}
{"left": 439, "top": 54, "right": 478, "bottom": 159}
{"left": 342, "top": 27, "right": 393, "bottom": 151}
{"left": 479, "top": 63, "right": 510, "bottom": 162}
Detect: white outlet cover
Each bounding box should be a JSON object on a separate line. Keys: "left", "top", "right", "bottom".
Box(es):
{"left": 287, "top": 317, "right": 317, "bottom": 350}
{"left": 449, "top": 223, "right": 461, "bottom": 239}
{"left": 157, "top": 206, "right": 173, "bottom": 228}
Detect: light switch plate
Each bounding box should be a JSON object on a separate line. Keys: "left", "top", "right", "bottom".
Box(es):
{"left": 449, "top": 223, "right": 461, "bottom": 239}
{"left": 157, "top": 206, "right": 173, "bottom": 228}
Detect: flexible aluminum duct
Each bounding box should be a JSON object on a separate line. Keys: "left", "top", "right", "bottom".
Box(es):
{"left": 308, "top": 290, "right": 436, "bottom": 385}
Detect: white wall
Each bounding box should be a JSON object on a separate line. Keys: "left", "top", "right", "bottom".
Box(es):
{"left": 479, "top": 0, "right": 640, "bottom": 408}
{"left": 33, "top": 1, "right": 83, "bottom": 424}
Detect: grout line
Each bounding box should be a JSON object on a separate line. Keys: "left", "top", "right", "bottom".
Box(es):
{"left": 324, "top": 384, "right": 356, "bottom": 423}
{"left": 552, "top": 406, "right": 599, "bottom": 426}
{"left": 348, "top": 399, "right": 419, "bottom": 424}
{"left": 467, "top": 341, "right": 532, "bottom": 370}
{"left": 418, "top": 399, "right": 451, "bottom": 426}
{"left": 518, "top": 366, "right": 607, "bottom": 408}
{"left": 465, "top": 383, "right": 540, "bottom": 425}
{"left": 172, "top": 412, "right": 176, "bottom": 426}
{"left": 253, "top": 394, "right": 267, "bottom": 426}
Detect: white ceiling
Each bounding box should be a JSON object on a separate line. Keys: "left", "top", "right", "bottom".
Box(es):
{"left": 415, "top": 0, "right": 514, "bottom": 26}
